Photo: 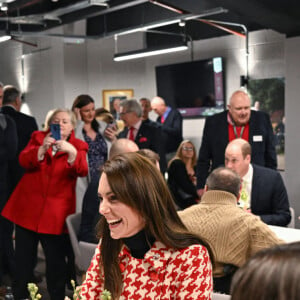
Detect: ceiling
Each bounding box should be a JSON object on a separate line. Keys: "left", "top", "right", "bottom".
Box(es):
{"left": 0, "top": 0, "right": 300, "bottom": 45}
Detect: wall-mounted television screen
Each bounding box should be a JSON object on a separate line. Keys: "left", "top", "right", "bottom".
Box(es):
{"left": 155, "top": 57, "right": 225, "bottom": 118}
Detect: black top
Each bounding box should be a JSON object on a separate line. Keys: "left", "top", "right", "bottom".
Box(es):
{"left": 123, "top": 230, "right": 155, "bottom": 259}
{"left": 167, "top": 159, "right": 198, "bottom": 210}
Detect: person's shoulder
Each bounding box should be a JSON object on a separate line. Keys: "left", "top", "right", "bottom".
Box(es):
{"left": 176, "top": 243, "right": 209, "bottom": 259}
{"left": 169, "top": 158, "right": 183, "bottom": 166}
{"left": 178, "top": 203, "right": 202, "bottom": 221}
{"left": 96, "top": 119, "right": 108, "bottom": 131}
{"left": 70, "top": 132, "right": 89, "bottom": 150}
{"left": 251, "top": 110, "right": 270, "bottom": 120}
{"left": 29, "top": 130, "right": 46, "bottom": 142}
{"left": 206, "top": 110, "right": 227, "bottom": 122}
{"left": 253, "top": 164, "right": 278, "bottom": 176}
{"left": 16, "top": 110, "right": 36, "bottom": 122}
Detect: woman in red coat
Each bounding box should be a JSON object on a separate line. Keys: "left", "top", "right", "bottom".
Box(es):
{"left": 2, "top": 108, "right": 88, "bottom": 300}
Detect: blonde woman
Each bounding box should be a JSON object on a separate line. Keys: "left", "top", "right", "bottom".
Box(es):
{"left": 167, "top": 140, "right": 199, "bottom": 209}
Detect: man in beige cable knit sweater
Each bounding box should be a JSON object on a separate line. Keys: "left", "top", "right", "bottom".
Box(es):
{"left": 179, "top": 167, "right": 282, "bottom": 295}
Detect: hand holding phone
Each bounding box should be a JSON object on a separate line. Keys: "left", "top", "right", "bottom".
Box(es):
{"left": 50, "top": 123, "right": 61, "bottom": 140}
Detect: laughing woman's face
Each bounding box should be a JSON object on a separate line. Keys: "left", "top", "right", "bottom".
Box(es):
{"left": 98, "top": 173, "right": 145, "bottom": 240}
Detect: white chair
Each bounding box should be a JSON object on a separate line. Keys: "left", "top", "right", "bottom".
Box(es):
{"left": 288, "top": 207, "right": 295, "bottom": 228}
{"left": 66, "top": 212, "right": 97, "bottom": 272}
{"left": 212, "top": 292, "right": 231, "bottom": 300}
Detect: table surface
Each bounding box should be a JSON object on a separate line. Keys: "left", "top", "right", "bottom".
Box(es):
{"left": 268, "top": 225, "right": 300, "bottom": 243}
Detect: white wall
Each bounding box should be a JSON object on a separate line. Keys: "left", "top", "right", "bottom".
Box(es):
{"left": 1, "top": 28, "right": 300, "bottom": 226}
{"left": 285, "top": 36, "right": 300, "bottom": 225}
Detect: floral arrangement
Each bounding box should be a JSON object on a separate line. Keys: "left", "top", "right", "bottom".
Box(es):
{"left": 27, "top": 281, "right": 111, "bottom": 300}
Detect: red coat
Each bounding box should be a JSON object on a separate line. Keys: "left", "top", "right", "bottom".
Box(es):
{"left": 2, "top": 130, "right": 88, "bottom": 235}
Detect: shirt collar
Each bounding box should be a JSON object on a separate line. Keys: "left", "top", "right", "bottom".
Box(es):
{"left": 3, "top": 104, "right": 17, "bottom": 111}
{"left": 131, "top": 119, "right": 142, "bottom": 130}
{"left": 243, "top": 163, "right": 253, "bottom": 184}
{"left": 163, "top": 106, "right": 171, "bottom": 120}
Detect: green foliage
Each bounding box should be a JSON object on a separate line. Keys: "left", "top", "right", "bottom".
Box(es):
{"left": 248, "top": 78, "right": 284, "bottom": 113}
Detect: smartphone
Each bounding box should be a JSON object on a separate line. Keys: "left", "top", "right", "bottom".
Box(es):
{"left": 50, "top": 123, "right": 61, "bottom": 140}
{"left": 106, "top": 121, "right": 117, "bottom": 130}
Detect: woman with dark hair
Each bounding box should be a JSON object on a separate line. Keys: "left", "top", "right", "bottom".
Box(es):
{"left": 167, "top": 140, "right": 199, "bottom": 209}
{"left": 72, "top": 95, "right": 116, "bottom": 210}
{"left": 230, "top": 242, "right": 300, "bottom": 300}
{"left": 79, "top": 152, "right": 213, "bottom": 299}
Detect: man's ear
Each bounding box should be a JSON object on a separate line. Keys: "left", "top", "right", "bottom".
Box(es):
{"left": 204, "top": 185, "right": 208, "bottom": 192}
{"left": 15, "top": 97, "right": 22, "bottom": 111}
{"left": 246, "top": 154, "right": 251, "bottom": 164}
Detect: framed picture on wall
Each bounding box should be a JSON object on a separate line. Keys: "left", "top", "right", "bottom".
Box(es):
{"left": 102, "top": 89, "right": 134, "bottom": 115}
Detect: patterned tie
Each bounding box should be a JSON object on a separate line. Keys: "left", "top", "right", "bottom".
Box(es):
{"left": 161, "top": 115, "right": 165, "bottom": 124}
{"left": 129, "top": 127, "right": 135, "bottom": 141}
{"left": 239, "top": 180, "right": 250, "bottom": 210}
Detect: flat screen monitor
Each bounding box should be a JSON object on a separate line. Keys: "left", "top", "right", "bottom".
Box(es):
{"left": 155, "top": 57, "right": 225, "bottom": 118}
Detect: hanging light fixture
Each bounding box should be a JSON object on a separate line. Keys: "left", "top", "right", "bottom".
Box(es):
{"left": 114, "top": 42, "right": 188, "bottom": 61}
{"left": 0, "top": 34, "right": 11, "bottom": 42}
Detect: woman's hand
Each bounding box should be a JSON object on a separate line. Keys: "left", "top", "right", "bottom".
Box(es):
{"left": 38, "top": 133, "right": 55, "bottom": 160}
{"left": 73, "top": 107, "right": 82, "bottom": 121}
{"left": 55, "top": 140, "right": 77, "bottom": 164}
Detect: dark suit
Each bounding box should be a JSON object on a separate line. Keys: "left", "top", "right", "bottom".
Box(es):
{"left": 0, "top": 113, "right": 18, "bottom": 285}
{"left": 157, "top": 108, "right": 183, "bottom": 154}
{"left": 0, "top": 106, "right": 37, "bottom": 281}
{"left": 1, "top": 106, "right": 38, "bottom": 193}
{"left": 79, "top": 174, "right": 101, "bottom": 244}
{"left": 118, "top": 121, "right": 166, "bottom": 171}
{"left": 251, "top": 164, "right": 290, "bottom": 226}
{"left": 197, "top": 110, "right": 277, "bottom": 189}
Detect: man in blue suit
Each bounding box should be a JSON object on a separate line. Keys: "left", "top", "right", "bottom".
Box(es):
{"left": 151, "top": 96, "right": 183, "bottom": 164}
{"left": 196, "top": 89, "right": 277, "bottom": 196}
{"left": 225, "top": 138, "right": 290, "bottom": 226}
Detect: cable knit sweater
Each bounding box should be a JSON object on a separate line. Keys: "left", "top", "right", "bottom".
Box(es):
{"left": 179, "top": 190, "right": 282, "bottom": 277}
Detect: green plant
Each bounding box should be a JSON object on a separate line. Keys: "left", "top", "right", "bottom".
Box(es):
{"left": 27, "top": 283, "right": 42, "bottom": 300}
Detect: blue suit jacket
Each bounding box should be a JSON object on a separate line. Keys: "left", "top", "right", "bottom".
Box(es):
{"left": 157, "top": 108, "right": 183, "bottom": 154}
{"left": 197, "top": 110, "right": 277, "bottom": 188}
{"left": 251, "top": 164, "right": 291, "bottom": 226}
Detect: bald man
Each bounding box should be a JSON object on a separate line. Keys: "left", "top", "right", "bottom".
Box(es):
{"left": 79, "top": 138, "right": 139, "bottom": 243}
{"left": 151, "top": 96, "right": 183, "bottom": 168}
{"left": 225, "top": 138, "right": 290, "bottom": 226}
{"left": 196, "top": 89, "right": 277, "bottom": 196}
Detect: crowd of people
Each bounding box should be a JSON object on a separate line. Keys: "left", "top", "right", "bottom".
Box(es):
{"left": 0, "top": 83, "right": 295, "bottom": 300}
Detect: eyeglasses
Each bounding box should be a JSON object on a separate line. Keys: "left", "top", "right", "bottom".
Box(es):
{"left": 119, "top": 111, "right": 130, "bottom": 116}
{"left": 182, "top": 147, "right": 193, "bottom": 151}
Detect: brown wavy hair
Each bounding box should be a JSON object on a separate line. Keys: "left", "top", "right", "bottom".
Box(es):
{"left": 98, "top": 152, "right": 213, "bottom": 299}
{"left": 231, "top": 242, "right": 300, "bottom": 300}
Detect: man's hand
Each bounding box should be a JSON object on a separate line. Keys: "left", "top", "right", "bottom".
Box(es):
{"left": 104, "top": 125, "right": 118, "bottom": 142}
